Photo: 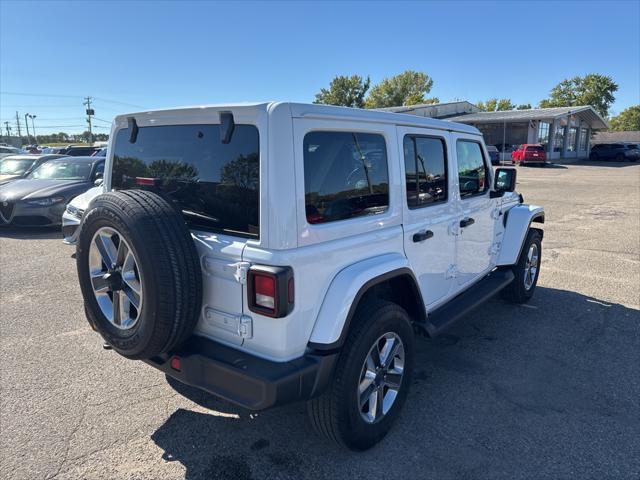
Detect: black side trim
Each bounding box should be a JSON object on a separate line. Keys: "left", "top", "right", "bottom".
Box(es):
{"left": 308, "top": 267, "right": 426, "bottom": 351}
{"left": 424, "top": 268, "right": 515, "bottom": 336}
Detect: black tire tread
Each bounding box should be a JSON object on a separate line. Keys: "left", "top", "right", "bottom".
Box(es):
{"left": 308, "top": 299, "right": 410, "bottom": 449}
{"left": 501, "top": 228, "right": 542, "bottom": 304}
{"left": 78, "top": 189, "right": 202, "bottom": 358}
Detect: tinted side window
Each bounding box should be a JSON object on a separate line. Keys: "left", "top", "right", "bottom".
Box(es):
{"left": 456, "top": 140, "right": 488, "bottom": 197}
{"left": 113, "top": 124, "right": 260, "bottom": 238}
{"left": 303, "top": 131, "right": 389, "bottom": 224}
{"left": 403, "top": 135, "right": 447, "bottom": 208}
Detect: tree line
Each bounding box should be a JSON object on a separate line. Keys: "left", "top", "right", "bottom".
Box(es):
{"left": 313, "top": 71, "right": 638, "bottom": 131}
{"left": 3, "top": 131, "right": 110, "bottom": 145}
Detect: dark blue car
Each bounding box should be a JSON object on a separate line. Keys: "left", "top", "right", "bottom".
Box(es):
{"left": 486, "top": 145, "right": 500, "bottom": 165}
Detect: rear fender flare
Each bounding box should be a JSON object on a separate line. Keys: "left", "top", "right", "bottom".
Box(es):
{"left": 308, "top": 253, "right": 420, "bottom": 350}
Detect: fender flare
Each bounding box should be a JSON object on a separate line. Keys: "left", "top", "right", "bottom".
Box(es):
{"left": 496, "top": 204, "right": 545, "bottom": 266}
{"left": 308, "top": 253, "right": 424, "bottom": 351}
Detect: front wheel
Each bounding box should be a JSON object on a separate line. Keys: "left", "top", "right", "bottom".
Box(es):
{"left": 308, "top": 300, "right": 415, "bottom": 451}
{"left": 501, "top": 229, "right": 542, "bottom": 303}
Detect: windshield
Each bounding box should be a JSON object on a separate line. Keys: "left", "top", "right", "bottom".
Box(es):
{"left": 29, "top": 159, "right": 93, "bottom": 180}
{"left": 0, "top": 158, "right": 34, "bottom": 175}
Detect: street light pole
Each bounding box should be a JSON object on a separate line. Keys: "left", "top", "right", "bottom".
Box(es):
{"left": 29, "top": 114, "right": 37, "bottom": 144}
{"left": 24, "top": 113, "right": 31, "bottom": 145}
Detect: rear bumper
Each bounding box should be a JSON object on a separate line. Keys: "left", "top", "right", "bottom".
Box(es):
{"left": 145, "top": 336, "right": 339, "bottom": 411}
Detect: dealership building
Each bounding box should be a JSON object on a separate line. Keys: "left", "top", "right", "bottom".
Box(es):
{"left": 382, "top": 102, "right": 610, "bottom": 160}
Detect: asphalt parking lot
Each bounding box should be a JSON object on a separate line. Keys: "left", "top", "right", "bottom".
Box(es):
{"left": 1, "top": 160, "right": 639, "bottom": 480}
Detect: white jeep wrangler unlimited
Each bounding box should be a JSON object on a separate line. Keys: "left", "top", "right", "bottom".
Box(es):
{"left": 76, "top": 102, "right": 544, "bottom": 451}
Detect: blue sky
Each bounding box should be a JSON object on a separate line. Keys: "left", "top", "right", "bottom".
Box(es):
{"left": 1, "top": 0, "right": 639, "bottom": 134}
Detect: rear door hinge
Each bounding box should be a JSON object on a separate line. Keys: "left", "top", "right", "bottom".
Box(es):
{"left": 234, "top": 261, "right": 251, "bottom": 284}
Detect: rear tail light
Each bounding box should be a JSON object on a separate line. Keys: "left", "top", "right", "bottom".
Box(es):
{"left": 254, "top": 274, "right": 276, "bottom": 309}
{"left": 247, "top": 266, "right": 294, "bottom": 318}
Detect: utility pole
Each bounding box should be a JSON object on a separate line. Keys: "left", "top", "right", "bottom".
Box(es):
{"left": 15, "top": 111, "right": 22, "bottom": 138}
{"left": 4, "top": 121, "right": 11, "bottom": 137}
{"left": 83, "top": 96, "right": 94, "bottom": 144}
{"left": 24, "top": 113, "right": 31, "bottom": 144}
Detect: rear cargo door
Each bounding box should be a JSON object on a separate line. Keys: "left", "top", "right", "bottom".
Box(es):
{"left": 110, "top": 118, "right": 262, "bottom": 346}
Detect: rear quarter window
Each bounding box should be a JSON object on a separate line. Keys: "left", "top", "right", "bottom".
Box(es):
{"left": 112, "top": 124, "right": 260, "bottom": 238}
{"left": 303, "top": 131, "right": 389, "bottom": 224}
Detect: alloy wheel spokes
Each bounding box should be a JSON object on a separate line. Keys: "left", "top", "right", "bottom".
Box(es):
{"left": 88, "top": 227, "right": 143, "bottom": 330}
{"left": 358, "top": 332, "right": 405, "bottom": 423}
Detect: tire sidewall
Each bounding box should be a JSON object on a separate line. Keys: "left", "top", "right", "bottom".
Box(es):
{"left": 517, "top": 230, "right": 542, "bottom": 299}
{"left": 336, "top": 305, "right": 415, "bottom": 450}
{"left": 77, "top": 201, "right": 160, "bottom": 357}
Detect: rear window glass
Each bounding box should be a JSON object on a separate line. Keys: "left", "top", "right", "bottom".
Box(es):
{"left": 403, "top": 135, "right": 447, "bottom": 208}
{"left": 526, "top": 145, "right": 545, "bottom": 152}
{"left": 112, "top": 124, "right": 260, "bottom": 238}
{"left": 303, "top": 131, "right": 389, "bottom": 224}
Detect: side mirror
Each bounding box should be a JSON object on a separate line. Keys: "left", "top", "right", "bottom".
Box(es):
{"left": 94, "top": 177, "right": 104, "bottom": 186}
{"left": 491, "top": 168, "right": 516, "bottom": 197}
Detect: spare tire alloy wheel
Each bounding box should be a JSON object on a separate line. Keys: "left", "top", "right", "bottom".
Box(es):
{"left": 77, "top": 190, "right": 203, "bottom": 360}
{"left": 89, "top": 227, "right": 142, "bottom": 330}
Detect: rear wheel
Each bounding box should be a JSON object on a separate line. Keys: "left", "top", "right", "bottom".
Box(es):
{"left": 501, "top": 229, "right": 542, "bottom": 304}
{"left": 308, "top": 300, "right": 415, "bottom": 451}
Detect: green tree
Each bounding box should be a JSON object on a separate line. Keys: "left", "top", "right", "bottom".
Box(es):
{"left": 516, "top": 103, "right": 532, "bottom": 110}
{"left": 539, "top": 74, "right": 618, "bottom": 117}
{"left": 609, "top": 105, "right": 640, "bottom": 131}
{"left": 314, "top": 75, "right": 371, "bottom": 108}
{"left": 365, "top": 70, "right": 434, "bottom": 108}
{"left": 476, "top": 98, "right": 515, "bottom": 111}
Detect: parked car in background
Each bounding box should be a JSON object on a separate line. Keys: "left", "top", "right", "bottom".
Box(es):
{"left": 0, "top": 156, "right": 104, "bottom": 227}
{"left": 0, "top": 154, "right": 66, "bottom": 184}
{"left": 41, "top": 146, "right": 69, "bottom": 154}
{"left": 62, "top": 183, "right": 104, "bottom": 244}
{"left": 61, "top": 145, "right": 100, "bottom": 156}
{"left": 511, "top": 144, "right": 547, "bottom": 166}
{"left": 0, "top": 146, "right": 23, "bottom": 159}
{"left": 92, "top": 147, "right": 107, "bottom": 157}
{"left": 589, "top": 143, "right": 640, "bottom": 162}
{"left": 486, "top": 145, "right": 500, "bottom": 165}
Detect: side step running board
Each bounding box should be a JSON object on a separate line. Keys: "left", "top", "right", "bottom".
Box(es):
{"left": 424, "top": 268, "right": 515, "bottom": 337}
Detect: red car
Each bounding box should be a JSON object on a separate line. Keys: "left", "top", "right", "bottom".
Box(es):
{"left": 511, "top": 144, "right": 547, "bottom": 166}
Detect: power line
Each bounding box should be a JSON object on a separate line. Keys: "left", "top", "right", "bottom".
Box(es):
{"left": 1, "top": 91, "right": 148, "bottom": 109}
{"left": 93, "top": 97, "right": 147, "bottom": 109}
{"left": 1, "top": 91, "right": 80, "bottom": 99}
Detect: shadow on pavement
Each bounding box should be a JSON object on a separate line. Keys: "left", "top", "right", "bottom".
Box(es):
{"left": 0, "top": 225, "right": 62, "bottom": 240}
{"left": 151, "top": 286, "right": 639, "bottom": 480}
{"left": 571, "top": 159, "right": 639, "bottom": 168}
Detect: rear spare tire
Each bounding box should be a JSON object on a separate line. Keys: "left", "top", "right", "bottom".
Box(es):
{"left": 76, "top": 189, "right": 202, "bottom": 359}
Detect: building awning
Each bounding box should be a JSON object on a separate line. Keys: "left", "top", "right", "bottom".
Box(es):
{"left": 448, "top": 106, "right": 609, "bottom": 130}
